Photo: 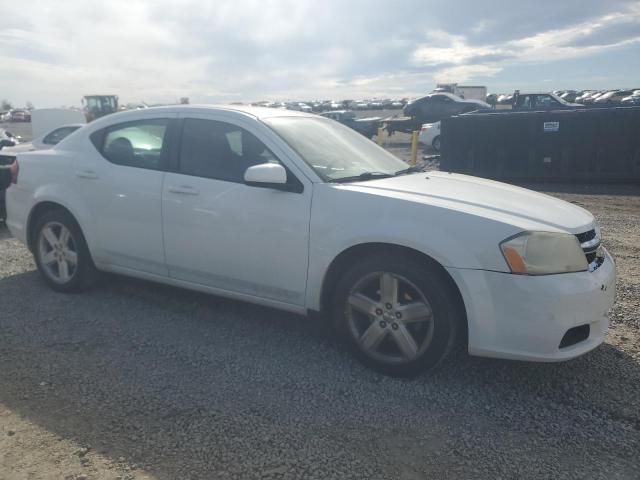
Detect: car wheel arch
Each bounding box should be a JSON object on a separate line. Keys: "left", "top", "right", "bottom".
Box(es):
{"left": 27, "top": 201, "right": 87, "bottom": 252}
{"left": 319, "top": 242, "right": 467, "bottom": 341}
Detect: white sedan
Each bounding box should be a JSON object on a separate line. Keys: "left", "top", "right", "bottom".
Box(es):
{"left": 5, "top": 105, "right": 616, "bottom": 376}
{"left": 418, "top": 122, "right": 441, "bottom": 151}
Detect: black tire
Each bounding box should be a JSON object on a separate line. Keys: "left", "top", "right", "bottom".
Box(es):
{"left": 432, "top": 136, "right": 441, "bottom": 152}
{"left": 332, "top": 253, "right": 462, "bottom": 377}
{"left": 33, "top": 208, "right": 100, "bottom": 293}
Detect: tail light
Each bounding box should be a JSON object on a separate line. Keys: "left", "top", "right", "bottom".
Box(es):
{"left": 9, "top": 159, "right": 18, "bottom": 184}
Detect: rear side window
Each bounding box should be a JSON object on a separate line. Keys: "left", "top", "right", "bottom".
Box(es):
{"left": 42, "top": 126, "right": 81, "bottom": 145}
{"left": 94, "top": 119, "right": 169, "bottom": 170}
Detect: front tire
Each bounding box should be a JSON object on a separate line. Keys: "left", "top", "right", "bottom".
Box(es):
{"left": 33, "top": 209, "right": 99, "bottom": 293}
{"left": 332, "top": 253, "right": 461, "bottom": 377}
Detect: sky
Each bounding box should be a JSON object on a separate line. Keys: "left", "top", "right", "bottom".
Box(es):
{"left": 1, "top": 0, "right": 639, "bottom": 107}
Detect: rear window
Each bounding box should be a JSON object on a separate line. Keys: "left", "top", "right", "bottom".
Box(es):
{"left": 42, "top": 126, "right": 81, "bottom": 145}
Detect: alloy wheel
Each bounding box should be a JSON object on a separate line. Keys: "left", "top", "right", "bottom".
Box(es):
{"left": 345, "top": 272, "right": 435, "bottom": 365}
{"left": 38, "top": 221, "right": 78, "bottom": 284}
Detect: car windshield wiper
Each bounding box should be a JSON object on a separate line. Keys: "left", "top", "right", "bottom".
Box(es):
{"left": 330, "top": 171, "right": 394, "bottom": 183}
{"left": 394, "top": 165, "right": 424, "bottom": 176}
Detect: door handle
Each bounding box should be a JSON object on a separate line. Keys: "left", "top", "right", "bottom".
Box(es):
{"left": 167, "top": 185, "right": 200, "bottom": 195}
{"left": 75, "top": 170, "right": 99, "bottom": 179}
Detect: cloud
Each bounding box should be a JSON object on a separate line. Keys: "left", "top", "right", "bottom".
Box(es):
{"left": 433, "top": 64, "right": 503, "bottom": 84}
{"left": 411, "top": 5, "right": 640, "bottom": 89}
{"left": 0, "top": 0, "right": 638, "bottom": 107}
{"left": 411, "top": 31, "right": 503, "bottom": 66}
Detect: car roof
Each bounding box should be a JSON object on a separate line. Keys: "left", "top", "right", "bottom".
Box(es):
{"left": 124, "top": 104, "right": 314, "bottom": 120}
{"left": 83, "top": 104, "right": 316, "bottom": 131}
{"left": 51, "top": 123, "right": 85, "bottom": 129}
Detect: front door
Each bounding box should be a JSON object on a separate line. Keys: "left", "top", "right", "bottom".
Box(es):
{"left": 161, "top": 115, "right": 312, "bottom": 307}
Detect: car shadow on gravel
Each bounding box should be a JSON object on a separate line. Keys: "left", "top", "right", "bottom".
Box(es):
{"left": 0, "top": 270, "right": 638, "bottom": 479}
{"left": 0, "top": 222, "right": 11, "bottom": 240}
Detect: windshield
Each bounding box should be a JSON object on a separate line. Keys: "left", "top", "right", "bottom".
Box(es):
{"left": 264, "top": 116, "right": 407, "bottom": 182}
{"left": 550, "top": 93, "right": 572, "bottom": 105}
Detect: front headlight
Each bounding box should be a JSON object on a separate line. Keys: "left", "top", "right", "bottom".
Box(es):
{"left": 500, "top": 231, "right": 588, "bottom": 275}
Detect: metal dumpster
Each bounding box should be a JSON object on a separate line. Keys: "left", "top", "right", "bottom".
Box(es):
{"left": 440, "top": 106, "right": 640, "bottom": 183}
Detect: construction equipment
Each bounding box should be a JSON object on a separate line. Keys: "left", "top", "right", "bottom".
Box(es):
{"left": 82, "top": 95, "right": 119, "bottom": 122}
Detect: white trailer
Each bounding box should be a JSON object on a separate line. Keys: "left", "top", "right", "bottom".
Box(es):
{"left": 436, "top": 84, "right": 487, "bottom": 102}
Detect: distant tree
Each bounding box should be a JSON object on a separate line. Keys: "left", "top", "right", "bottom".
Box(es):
{"left": 26, "top": 101, "right": 34, "bottom": 110}
{"left": 1, "top": 99, "right": 12, "bottom": 111}
{"left": 180, "top": 97, "right": 189, "bottom": 105}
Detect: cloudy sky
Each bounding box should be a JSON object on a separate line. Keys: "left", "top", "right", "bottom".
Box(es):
{"left": 1, "top": 0, "right": 639, "bottom": 107}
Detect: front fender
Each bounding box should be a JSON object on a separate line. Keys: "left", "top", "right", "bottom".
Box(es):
{"left": 304, "top": 184, "right": 518, "bottom": 311}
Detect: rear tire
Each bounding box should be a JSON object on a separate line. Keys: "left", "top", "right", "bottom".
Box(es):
{"left": 33, "top": 209, "right": 99, "bottom": 293}
{"left": 332, "top": 253, "right": 461, "bottom": 377}
{"left": 432, "top": 136, "right": 441, "bottom": 152}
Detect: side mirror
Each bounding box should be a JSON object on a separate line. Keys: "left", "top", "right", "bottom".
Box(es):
{"left": 244, "top": 163, "right": 287, "bottom": 189}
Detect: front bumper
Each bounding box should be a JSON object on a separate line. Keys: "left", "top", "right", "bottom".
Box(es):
{"left": 446, "top": 248, "right": 616, "bottom": 362}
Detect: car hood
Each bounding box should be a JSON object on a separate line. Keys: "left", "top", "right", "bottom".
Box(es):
{"left": 341, "top": 171, "right": 594, "bottom": 233}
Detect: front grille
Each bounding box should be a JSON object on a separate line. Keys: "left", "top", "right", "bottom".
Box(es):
{"left": 575, "top": 229, "right": 596, "bottom": 244}
{"left": 575, "top": 228, "right": 603, "bottom": 272}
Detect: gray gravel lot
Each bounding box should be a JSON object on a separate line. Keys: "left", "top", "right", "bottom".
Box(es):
{"left": 1, "top": 118, "right": 639, "bottom": 479}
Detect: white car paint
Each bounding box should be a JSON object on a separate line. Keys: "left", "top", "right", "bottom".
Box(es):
{"left": 5, "top": 105, "right": 616, "bottom": 363}
{"left": 418, "top": 122, "right": 440, "bottom": 148}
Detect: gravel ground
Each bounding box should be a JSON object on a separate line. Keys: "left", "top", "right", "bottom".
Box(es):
{"left": 1, "top": 119, "right": 639, "bottom": 479}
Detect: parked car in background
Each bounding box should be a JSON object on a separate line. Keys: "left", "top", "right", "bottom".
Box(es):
{"left": 621, "top": 91, "right": 640, "bottom": 105}
{"left": 0, "top": 129, "right": 21, "bottom": 149}
{"left": 511, "top": 92, "right": 584, "bottom": 110}
{"left": 497, "top": 94, "right": 514, "bottom": 105}
{"left": 1, "top": 124, "right": 83, "bottom": 156}
{"left": 0, "top": 129, "right": 21, "bottom": 220}
{"left": 581, "top": 91, "right": 606, "bottom": 104}
{"left": 594, "top": 90, "right": 636, "bottom": 105}
{"left": 5, "top": 105, "right": 616, "bottom": 377}
{"left": 320, "top": 110, "right": 382, "bottom": 139}
{"left": 575, "top": 90, "right": 598, "bottom": 103}
{"left": 9, "top": 110, "right": 31, "bottom": 122}
{"left": 418, "top": 122, "right": 441, "bottom": 151}
{"left": 403, "top": 93, "right": 489, "bottom": 124}
{"left": 560, "top": 91, "right": 578, "bottom": 103}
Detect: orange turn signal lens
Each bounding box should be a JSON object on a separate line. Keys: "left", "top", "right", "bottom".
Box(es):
{"left": 501, "top": 246, "right": 527, "bottom": 274}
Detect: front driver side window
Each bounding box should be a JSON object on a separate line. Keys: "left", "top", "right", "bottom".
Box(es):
{"left": 179, "top": 118, "right": 280, "bottom": 183}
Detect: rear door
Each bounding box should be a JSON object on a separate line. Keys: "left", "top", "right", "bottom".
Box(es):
{"left": 161, "top": 113, "right": 312, "bottom": 307}
{"left": 73, "top": 114, "right": 177, "bottom": 275}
